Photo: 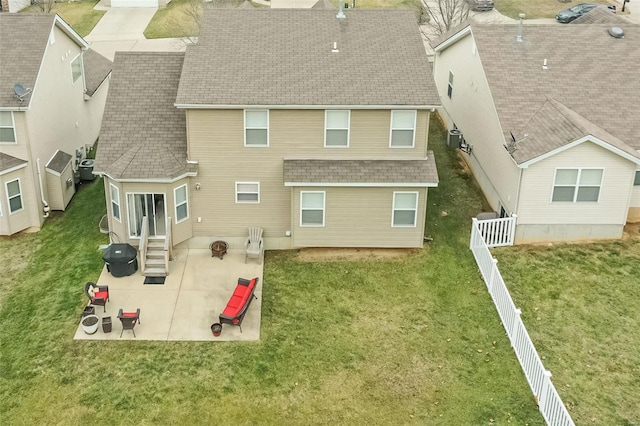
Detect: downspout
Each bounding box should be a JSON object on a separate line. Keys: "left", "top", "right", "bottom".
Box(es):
{"left": 36, "top": 158, "right": 50, "bottom": 218}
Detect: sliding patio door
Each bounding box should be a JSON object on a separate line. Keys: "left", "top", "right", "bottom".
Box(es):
{"left": 127, "top": 193, "right": 166, "bottom": 238}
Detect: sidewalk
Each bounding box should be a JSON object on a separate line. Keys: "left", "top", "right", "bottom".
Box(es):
{"left": 85, "top": 1, "right": 187, "bottom": 61}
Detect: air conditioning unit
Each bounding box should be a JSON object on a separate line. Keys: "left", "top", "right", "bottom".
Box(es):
{"left": 447, "top": 129, "right": 463, "bottom": 148}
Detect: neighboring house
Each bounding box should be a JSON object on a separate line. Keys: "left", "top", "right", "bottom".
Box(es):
{"left": 0, "top": 0, "right": 30, "bottom": 13}
{"left": 431, "top": 20, "right": 640, "bottom": 244}
{"left": 94, "top": 9, "right": 440, "bottom": 274}
{"left": 0, "top": 14, "right": 112, "bottom": 235}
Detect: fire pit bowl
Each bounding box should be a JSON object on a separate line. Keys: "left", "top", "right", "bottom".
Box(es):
{"left": 209, "top": 240, "right": 229, "bottom": 259}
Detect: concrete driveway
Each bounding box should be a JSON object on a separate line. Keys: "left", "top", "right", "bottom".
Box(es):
{"left": 85, "top": 1, "right": 186, "bottom": 61}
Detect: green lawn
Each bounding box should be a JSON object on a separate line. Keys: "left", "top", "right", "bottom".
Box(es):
{"left": 0, "top": 116, "right": 544, "bottom": 424}
{"left": 21, "top": 1, "right": 105, "bottom": 37}
{"left": 494, "top": 242, "right": 640, "bottom": 424}
{"left": 494, "top": 0, "right": 620, "bottom": 20}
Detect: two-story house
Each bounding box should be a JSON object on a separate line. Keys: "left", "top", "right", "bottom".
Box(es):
{"left": 432, "top": 20, "right": 640, "bottom": 244}
{"left": 0, "top": 14, "right": 112, "bottom": 235}
{"left": 94, "top": 9, "right": 440, "bottom": 273}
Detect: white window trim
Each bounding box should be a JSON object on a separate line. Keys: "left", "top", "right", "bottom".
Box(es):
{"left": 6, "top": 178, "right": 24, "bottom": 215}
{"left": 392, "top": 191, "right": 418, "bottom": 227}
{"left": 174, "top": 184, "right": 189, "bottom": 224}
{"left": 389, "top": 110, "right": 417, "bottom": 148}
{"left": 634, "top": 170, "right": 640, "bottom": 186}
{"left": 324, "top": 110, "right": 350, "bottom": 148}
{"left": 235, "top": 182, "right": 260, "bottom": 203}
{"left": 71, "top": 54, "right": 84, "bottom": 84}
{"left": 300, "top": 191, "right": 325, "bottom": 227}
{"left": 244, "top": 109, "right": 269, "bottom": 147}
{"left": 447, "top": 71, "right": 454, "bottom": 99}
{"left": 0, "top": 111, "right": 17, "bottom": 144}
{"left": 110, "top": 183, "right": 121, "bottom": 222}
{"left": 551, "top": 168, "right": 604, "bottom": 203}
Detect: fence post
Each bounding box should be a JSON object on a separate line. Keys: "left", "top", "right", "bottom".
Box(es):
{"left": 538, "top": 370, "right": 552, "bottom": 412}
{"left": 488, "top": 258, "right": 498, "bottom": 293}
{"left": 510, "top": 308, "right": 522, "bottom": 345}
{"left": 470, "top": 218, "right": 478, "bottom": 250}
{"left": 509, "top": 214, "right": 518, "bottom": 245}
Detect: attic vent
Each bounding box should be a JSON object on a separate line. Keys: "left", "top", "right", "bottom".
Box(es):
{"left": 608, "top": 27, "right": 624, "bottom": 38}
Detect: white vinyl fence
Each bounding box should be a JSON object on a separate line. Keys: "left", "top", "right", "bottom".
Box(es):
{"left": 475, "top": 214, "right": 517, "bottom": 247}
{"left": 470, "top": 219, "right": 575, "bottom": 426}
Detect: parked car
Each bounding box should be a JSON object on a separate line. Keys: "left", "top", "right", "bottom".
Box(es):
{"left": 556, "top": 3, "right": 616, "bottom": 23}
{"left": 468, "top": 0, "right": 494, "bottom": 11}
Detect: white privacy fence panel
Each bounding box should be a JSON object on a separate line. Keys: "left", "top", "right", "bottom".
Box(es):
{"left": 470, "top": 219, "right": 575, "bottom": 426}
{"left": 476, "top": 215, "right": 517, "bottom": 247}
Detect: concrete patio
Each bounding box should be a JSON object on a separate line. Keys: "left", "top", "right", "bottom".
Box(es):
{"left": 73, "top": 248, "right": 263, "bottom": 341}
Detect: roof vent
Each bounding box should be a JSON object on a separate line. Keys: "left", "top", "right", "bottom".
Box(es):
{"left": 13, "top": 83, "right": 32, "bottom": 103}
{"left": 608, "top": 27, "right": 624, "bottom": 38}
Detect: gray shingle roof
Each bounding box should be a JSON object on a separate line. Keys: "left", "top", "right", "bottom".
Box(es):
{"left": 45, "top": 150, "right": 72, "bottom": 174}
{"left": 176, "top": 9, "right": 440, "bottom": 107}
{"left": 83, "top": 49, "right": 113, "bottom": 97}
{"left": 570, "top": 6, "right": 625, "bottom": 25}
{"left": 311, "top": 0, "right": 335, "bottom": 9}
{"left": 283, "top": 155, "right": 439, "bottom": 185}
{"left": 0, "top": 14, "right": 55, "bottom": 108}
{"left": 94, "top": 52, "right": 196, "bottom": 180}
{"left": 0, "top": 153, "right": 27, "bottom": 174}
{"left": 469, "top": 23, "right": 640, "bottom": 163}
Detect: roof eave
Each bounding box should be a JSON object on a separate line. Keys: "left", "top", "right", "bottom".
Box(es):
{"left": 175, "top": 104, "right": 441, "bottom": 110}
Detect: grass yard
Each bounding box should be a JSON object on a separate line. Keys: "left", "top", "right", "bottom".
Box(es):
{"left": 494, "top": 0, "right": 620, "bottom": 20}
{"left": 21, "top": 1, "right": 105, "bottom": 37}
{"left": 0, "top": 115, "right": 544, "bottom": 424}
{"left": 494, "top": 242, "right": 640, "bottom": 424}
{"left": 144, "top": 0, "right": 421, "bottom": 39}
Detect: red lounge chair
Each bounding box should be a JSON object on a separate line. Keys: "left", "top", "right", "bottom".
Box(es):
{"left": 117, "top": 308, "right": 141, "bottom": 337}
{"left": 219, "top": 277, "right": 259, "bottom": 332}
{"left": 84, "top": 282, "right": 110, "bottom": 312}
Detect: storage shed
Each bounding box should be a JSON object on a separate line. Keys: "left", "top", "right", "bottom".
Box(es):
{"left": 45, "top": 150, "right": 76, "bottom": 211}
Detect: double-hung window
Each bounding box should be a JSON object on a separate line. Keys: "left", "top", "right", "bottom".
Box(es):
{"left": 392, "top": 191, "right": 418, "bottom": 227}
{"left": 390, "top": 110, "right": 416, "bottom": 148}
{"left": 300, "top": 191, "right": 325, "bottom": 227}
{"left": 634, "top": 171, "right": 640, "bottom": 186}
{"left": 110, "top": 184, "right": 121, "bottom": 222}
{"left": 6, "top": 179, "right": 23, "bottom": 214}
{"left": 236, "top": 182, "right": 260, "bottom": 203}
{"left": 0, "top": 111, "right": 16, "bottom": 143}
{"left": 325, "top": 110, "right": 350, "bottom": 147}
{"left": 447, "top": 71, "right": 454, "bottom": 98}
{"left": 174, "top": 184, "right": 189, "bottom": 223}
{"left": 245, "top": 110, "right": 268, "bottom": 146}
{"left": 552, "top": 168, "right": 603, "bottom": 202}
{"left": 71, "top": 54, "right": 83, "bottom": 83}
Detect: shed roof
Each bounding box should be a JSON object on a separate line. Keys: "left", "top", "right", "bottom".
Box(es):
{"left": 46, "top": 150, "right": 73, "bottom": 174}
{"left": 176, "top": 9, "right": 439, "bottom": 107}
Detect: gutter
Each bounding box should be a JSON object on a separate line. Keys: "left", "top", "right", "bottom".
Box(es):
{"left": 36, "top": 158, "right": 50, "bottom": 218}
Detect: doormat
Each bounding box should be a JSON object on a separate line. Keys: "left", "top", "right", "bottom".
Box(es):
{"left": 144, "top": 277, "right": 166, "bottom": 285}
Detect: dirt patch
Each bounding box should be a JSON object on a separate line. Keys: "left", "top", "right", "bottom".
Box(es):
{"left": 623, "top": 222, "right": 640, "bottom": 240}
{"left": 295, "top": 247, "right": 420, "bottom": 262}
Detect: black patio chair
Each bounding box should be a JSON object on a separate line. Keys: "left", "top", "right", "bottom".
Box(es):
{"left": 117, "top": 308, "right": 141, "bottom": 338}
{"left": 84, "top": 282, "right": 110, "bottom": 312}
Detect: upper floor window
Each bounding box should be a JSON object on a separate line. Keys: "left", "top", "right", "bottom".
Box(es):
{"left": 6, "top": 178, "right": 23, "bottom": 214}
{"left": 634, "top": 171, "right": 640, "bottom": 186}
{"left": 71, "top": 55, "right": 83, "bottom": 83}
{"left": 325, "top": 110, "right": 350, "bottom": 147}
{"left": 552, "top": 168, "right": 603, "bottom": 203}
{"left": 174, "top": 184, "right": 189, "bottom": 223}
{"left": 110, "top": 184, "right": 121, "bottom": 222}
{"left": 300, "top": 191, "right": 325, "bottom": 227}
{"left": 447, "top": 71, "right": 454, "bottom": 98}
{"left": 390, "top": 110, "right": 416, "bottom": 148}
{"left": 236, "top": 182, "right": 260, "bottom": 203}
{"left": 392, "top": 191, "right": 418, "bottom": 227}
{"left": 0, "top": 112, "right": 16, "bottom": 143}
{"left": 245, "top": 110, "right": 269, "bottom": 146}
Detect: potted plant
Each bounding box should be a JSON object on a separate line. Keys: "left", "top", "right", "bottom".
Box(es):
{"left": 211, "top": 323, "right": 222, "bottom": 337}
{"left": 81, "top": 315, "right": 100, "bottom": 334}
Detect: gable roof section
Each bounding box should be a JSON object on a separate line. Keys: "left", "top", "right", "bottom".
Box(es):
{"left": 176, "top": 9, "right": 439, "bottom": 108}
{"left": 0, "top": 153, "right": 28, "bottom": 175}
{"left": 83, "top": 49, "right": 113, "bottom": 97}
{"left": 467, "top": 23, "right": 640, "bottom": 164}
{"left": 570, "top": 6, "right": 626, "bottom": 25}
{"left": 94, "top": 52, "right": 196, "bottom": 181}
{"left": 0, "top": 14, "right": 89, "bottom": 109}
{"left": 283, "top": 155, "right": 439, "bottom": 187}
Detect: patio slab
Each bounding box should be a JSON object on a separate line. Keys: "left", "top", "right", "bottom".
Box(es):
{"left": 74, "top": 248, "right": 263, "bottom": 341}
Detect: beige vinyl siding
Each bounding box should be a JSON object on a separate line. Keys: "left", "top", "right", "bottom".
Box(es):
{"left": 292, "top": 187, "right": 426, "bottom": 248}
{"left": 45, "top": 161, "right": 75, "bottom": 211}
{"left": 433, "top": 33, "right": 520, "bottom": 214}
{"left": 106, "top": 179, "right": 193, "bottom": 246}
{"left": 518, "top": 142, "right": 636, "bottom": 226}
{"left": 186, "top": 109, "right": 430, "bottom": 242}
{"left": 628, "top": 184, "right": 640, "bottom": 222}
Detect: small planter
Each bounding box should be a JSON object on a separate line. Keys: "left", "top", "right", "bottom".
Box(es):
{"left": 102, "top": 316, "right": 112, "bottom": 333}
{"left": 81, "top": 315, "right": 100, "bottom": 335}
{"left": 82, "top": 305, "right": 95, "bottom": 317}
{"left": 211, "top": 323, "right": 222, "bottom": 337}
